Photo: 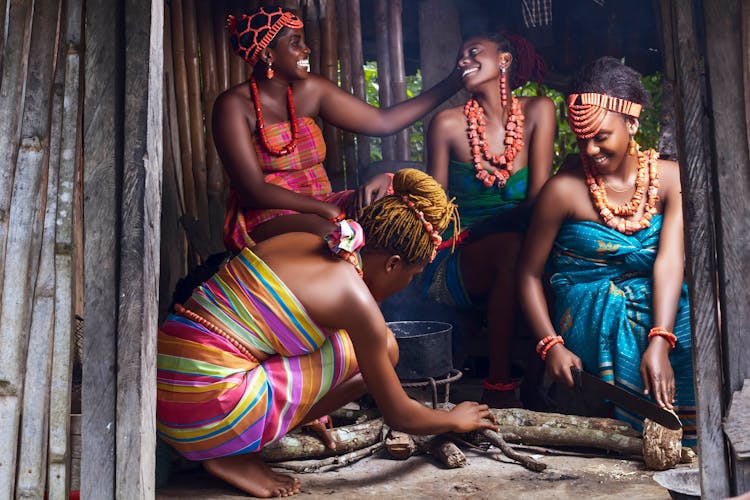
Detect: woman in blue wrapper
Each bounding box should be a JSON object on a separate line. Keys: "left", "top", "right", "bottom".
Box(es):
{"left": 518, "top": 57, "right": 695, "bottom": 444}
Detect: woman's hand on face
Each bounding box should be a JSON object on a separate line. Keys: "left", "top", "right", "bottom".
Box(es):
{"left": 353, "top": 173, "right": 393, "bottom": 217}
{"left": 640, "top": 339, "right": 675, "bottom": 410}
{"left": 447, "top": 401, "right": 497, "bottom": 433}
{"left": 545, "top": 345, "right": 583, "bottom": 388}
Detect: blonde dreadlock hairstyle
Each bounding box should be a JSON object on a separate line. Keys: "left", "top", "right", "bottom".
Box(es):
{"left": 359, "top": 169, "right": 459, "bottom": 264}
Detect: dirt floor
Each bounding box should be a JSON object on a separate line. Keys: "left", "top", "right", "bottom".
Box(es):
{"left": 157, "top": 450, "right": 678, "bottom": 499}
{"left": 156, "top": 375, "right": 689, "bottom": 499}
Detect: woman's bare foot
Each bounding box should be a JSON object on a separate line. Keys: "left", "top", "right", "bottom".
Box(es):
{"left": 203, "top": 454, "right": 300, "bottom": 497}
{"left": 302, "top": 415, "right": 337, "bottom": 450}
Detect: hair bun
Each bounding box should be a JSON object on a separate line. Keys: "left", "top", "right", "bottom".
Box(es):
{"left": 392, "top": 168, "right": 456, "bottom": 234}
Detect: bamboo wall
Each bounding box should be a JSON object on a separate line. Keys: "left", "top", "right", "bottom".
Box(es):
{"left": 160, "top": 1, "right": 412, "bottom": 303}
{"left": 0, "top": 0, "right": 84, "bottom": 498}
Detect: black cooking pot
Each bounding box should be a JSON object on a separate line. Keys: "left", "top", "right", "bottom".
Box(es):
{"left": 387, "top": 321, "right": 453, "bottom": 380}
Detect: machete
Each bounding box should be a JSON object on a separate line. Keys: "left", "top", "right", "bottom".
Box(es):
{"left": 570, "top": 367, "right": 682, "bottom": 430}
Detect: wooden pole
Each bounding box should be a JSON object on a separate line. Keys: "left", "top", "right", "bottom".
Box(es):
{"left": 82, "top": 0, "right": 122, "bottom": 496}
{"left": 15, "top": 82, "right": 60, "bottom": 499}
{"left": 214, "top": 0, "right": 231, "bottom": 92}
{"left": 335, "top": 0, "right": 356, "bottom": 184}
{"left": 48, "top": 43, "right": 82, "bottom": 500}
{"left": 374, "top": 0, "right": 395, "bottom": 161}
{"left": 701, "top": 0, "right": 750, "bottom": 493}
{"left": 388, "top": 0, "right": 409, "bottom": 161}
{"left": 660, "top": 0, "right": 731, "bottom": 497}
{"left": 0, "top": 0, "right": 61, "bottom": 493}
{"left": 164, "top": 2, "right": 185, "bottom": 213}
{"left": 170, "top": 0, "right": 197, "bottom": 220}
{"left": 229, "top": 0, "right": 247, "bottom": 86}
{"left": 347, "top": 0, "right": 370, "bottom": 175}
{"left": 0, "top": 0, "right": 6, "bottom": 69}
{"left": 318, "top": 0, "right": 343, "bottom": 176}
{"left": 418, "top": 0, "right": 465, "bottom": 142}
{"left": 116, "top": 0, "right": 163, "bottom": 496}
{"left": 197, "top": 0, "right": 225, "bottom": 252}
{"left": 0, "top": 0, "right": 33, "bottom": 301}
{"left": 183, "top": 0, "right": 211, "bottom": 248}
{"left": 302, "top": 0, "right": 321, "bottom": 76}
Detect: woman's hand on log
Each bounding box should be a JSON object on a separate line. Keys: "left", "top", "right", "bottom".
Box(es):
{"left": 640, "top": 340, "right": 675, "bottom": 410}
{"left": 447, "top": 401, "right": 497, "bottom": 433}
{"left": 545, "top": 345, "right": 582, "bottom": 388}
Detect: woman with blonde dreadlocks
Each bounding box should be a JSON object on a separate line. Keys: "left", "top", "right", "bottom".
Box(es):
{"left": 156, "top": 169, "right": 497, "bottom": 498}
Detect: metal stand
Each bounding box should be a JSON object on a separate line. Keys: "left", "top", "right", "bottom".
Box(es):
{"left": 400, "top": 369, "right": 463, "bottom": 408}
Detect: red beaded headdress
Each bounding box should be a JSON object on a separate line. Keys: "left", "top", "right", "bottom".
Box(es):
{"left": 227, "top": 6, "right": 304, "bottom": 67}
{"left": 567, "top": 92, "right": 642, "bottom": 139}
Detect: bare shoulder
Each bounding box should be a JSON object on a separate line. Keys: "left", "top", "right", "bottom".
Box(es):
{"left": 656, "top": 157, "right": 682, "bottom": 198}
{"left": 520, "top": 95, "right": 555, "bottom": 120}
{"left": 215, "top": 82, "right": 251, "bottom": 117}
{"left": 541, "top": 167, "right": 586, "bottom": 201}
{"left": 429, "top": 106, "right": 465, "bottom": 135}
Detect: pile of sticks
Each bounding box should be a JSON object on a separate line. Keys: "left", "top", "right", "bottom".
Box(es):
{"left": 259, "top": 406, "right": 696, "bottom": 474}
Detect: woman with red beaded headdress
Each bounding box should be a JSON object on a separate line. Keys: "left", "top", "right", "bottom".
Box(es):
{"left": 517, "top": 57, "right": 695, "bottom": 445}
{"left": 216, "top": 5, "right": 463, "bottom": 253}
{"left": 422, "top": 32, "right": 556, "bottom": 408}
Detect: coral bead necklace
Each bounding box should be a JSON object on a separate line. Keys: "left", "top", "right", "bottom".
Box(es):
{"left": 583, "top": 148, "right": 660, "bottom": 235}
{"left": 249, "top": 75, "right": 298, "bottom": 156}
{"left": 464, "top": 95, "right": 525, "bottom": 188}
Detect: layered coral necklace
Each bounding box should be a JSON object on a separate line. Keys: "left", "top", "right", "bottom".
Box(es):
{"left": 583, "top": 148, "right": 660, "bottom": 235}
{"left": 464, "top": 95, "right": 525, "bottom": 188}
{"left": 249, "top": 75, "right": 299, "bottom": 156}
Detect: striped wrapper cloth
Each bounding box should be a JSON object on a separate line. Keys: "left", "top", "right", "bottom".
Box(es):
{"left": 549, "top": 215, "right": 696, "bottom": 445}
{"left": 156, "top": 248, "right": 359, "bottom": 461}
{"left": 223, "top": 116, "right": 355, "bottom": 252}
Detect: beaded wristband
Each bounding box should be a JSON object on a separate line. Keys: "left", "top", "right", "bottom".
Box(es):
{"left": 329, "top": 210, "right": 346, "bottom": 223}
{"left": 647, "top": 327, "right": 677, "bottom": 349}
{"left": 535, "top": 335, "right": 558, "bottom": 354}
{"left": 540, "top": 337, "right": 565, "bottom": 361}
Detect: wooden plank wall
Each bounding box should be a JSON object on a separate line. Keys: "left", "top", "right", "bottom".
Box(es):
{"left": 116, "top": 0, "right": 162, "bottom": 496}
{"left": 662, "top": 0, "right": 750, "bottom": 496}
{"left": 661, "top": 0, "right": 730, "bottom": 496}
{"left": 83, "top": 0, "right": 163, "bottom": 497}
{"left": 701, "top": 0, "right": 750, "bottom": 494}
{"left": 0, "top": 0, "right": 83, "bottom": 497}
{"left": 82, "top": 0, "right": 121, "bottom": 495}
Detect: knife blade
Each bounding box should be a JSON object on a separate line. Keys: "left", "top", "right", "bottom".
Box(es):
{"left": 570, "top": 367, "right": 682, "bottom": 430}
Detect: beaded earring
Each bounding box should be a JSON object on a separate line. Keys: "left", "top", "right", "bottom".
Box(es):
{"left": 629, "top": 136, "right": 637, "bottom": 156}
{"left": 499, "top": 66, "right": 508, "bottom": 108}
{"left": 266, "top": 60, "right": 274, "bottom": 79}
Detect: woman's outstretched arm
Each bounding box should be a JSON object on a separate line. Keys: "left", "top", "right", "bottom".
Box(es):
{"left": 310, "top": 70, "right": 463, "bottom": 137}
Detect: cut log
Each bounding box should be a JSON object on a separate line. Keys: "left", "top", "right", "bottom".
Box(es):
{"left": 428, "top": 436, "right": 466, "bottom": 469}
{"left": 260, "top": 418, "right": 384, "bottom": 462}
{"left": 385, "top": 430, "right": 415, "bottom": 460}
{"left": 642, "top": 418, "right": 683, "bottom": 470}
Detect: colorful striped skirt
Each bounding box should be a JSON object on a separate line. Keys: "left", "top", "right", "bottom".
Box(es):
{"left": 156, "top": 248, "right": 359, "bottom": 461}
